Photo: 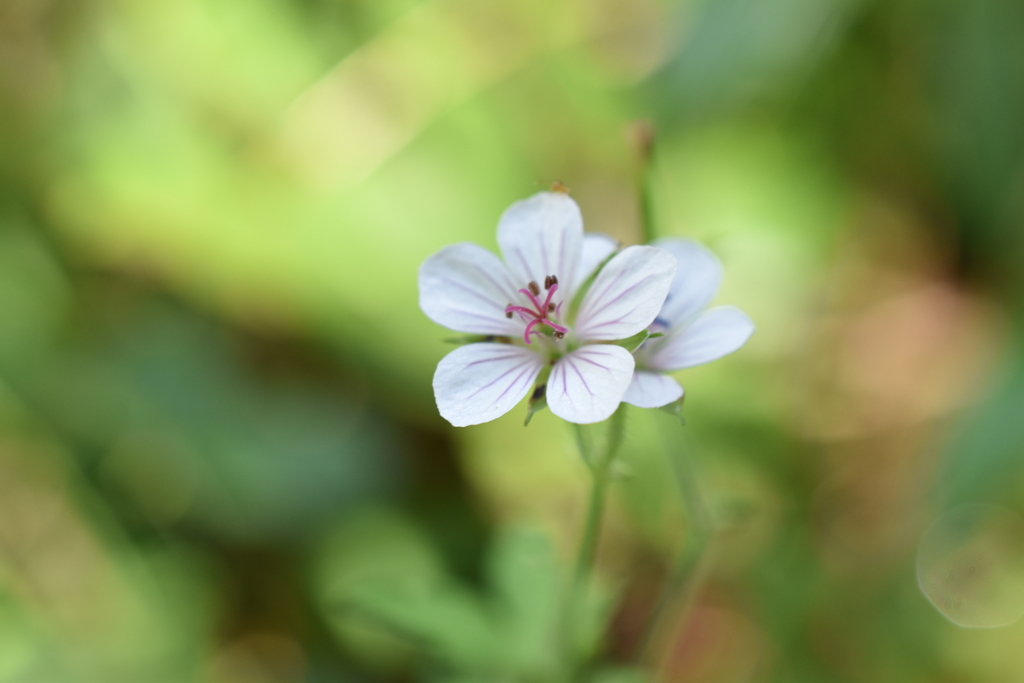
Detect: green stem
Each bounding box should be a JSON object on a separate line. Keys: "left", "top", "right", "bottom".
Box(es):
{"left": 564, "top": 408, "right": 627, "bottom": 669}
{"left": 637, "top": 165, "right": 656, "bottom": 244}
{"left": 634, "top": 120, "right": 657, "bottom": 244}
{"left": 572, "top": 448, "right": 612, "bottom": 588}
{"left": 633, "top": 420, "right": 712, "bottom": 664}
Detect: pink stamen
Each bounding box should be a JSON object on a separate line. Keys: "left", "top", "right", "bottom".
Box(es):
{"left": 540, "top": 283, "right": 559, "bottom": 312}
{"left": 541, "top": 319, "right": 568, "bottom": 334}
{"left": 518, "top": 288, "right": 545, "bottom": 313}
{"left": 523, "top": 318, "right": 543, "bottom": 344}
{"left": 509, "top": 277, "right": 568, "bottom": 343}
{"left": 505, "top": 305, "right": 537, "bottom": 317}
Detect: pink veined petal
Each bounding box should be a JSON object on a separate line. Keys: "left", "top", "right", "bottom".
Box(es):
{"left": 433, "top": 343, "right": 545, "bottom": 427}
{"left": 575, "top": 233, "right": 619, "bottom": 284}
{"left": 646, "top": 306, "right": 755, "bottom": 371}
{"left": 419, "top": 242, "right": 522, "bottom": 336}
{"left": 546, "top": 345, "right": 635, "bottom": 424}
{"left": 497, "top": 192, "right": 584, "bottom": 299}
{"left": 652, "top": 238, "right": 723, "bottom": 326}
{"left": 621, "top": 371, "right": 684, "bottom": 409}
{"left": 573, "top": 245, "right": 676, "bottom": 341}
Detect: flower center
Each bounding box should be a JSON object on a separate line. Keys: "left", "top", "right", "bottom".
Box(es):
{"left": 505, "top": 275, "right": 568, "bottom": 345}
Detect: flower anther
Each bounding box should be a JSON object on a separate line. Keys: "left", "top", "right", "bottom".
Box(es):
{"left": 505, "top": 278, "right": 568, "bottom": 343}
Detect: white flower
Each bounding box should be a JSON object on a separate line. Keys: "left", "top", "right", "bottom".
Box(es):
{"left": 419, "top": 191, "right": 676, "bottom": 427}
{"left": 621, "top": 238, "right": 755, "bottom": 409}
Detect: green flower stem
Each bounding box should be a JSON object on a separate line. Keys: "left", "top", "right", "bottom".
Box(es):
{"left": 564, "top": 407, "right": 627, "bottom": 669}
{"left": 637, "top": 164, "right": 656, "bottom": 245}
{"left": 633, "top": 421, "right": 712, "bottom": 664}
{"left": 632, "top": 119, "right": 657, "bottom": 244}
{"left": 572, "top": 444, "right": 612, "bottom": 586}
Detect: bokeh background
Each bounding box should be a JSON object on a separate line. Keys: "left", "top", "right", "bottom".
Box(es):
{"left": 2, "top": 0, "right": 1024, "bottom": 680}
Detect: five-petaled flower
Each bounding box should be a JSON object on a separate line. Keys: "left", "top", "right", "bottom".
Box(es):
{"left": 622, "top": 238, "right": 755, "bottom": 409}
{"left": 419, "top": 191, "right": 676, "bottom": 426}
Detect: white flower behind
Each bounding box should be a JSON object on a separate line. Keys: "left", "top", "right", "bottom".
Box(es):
{"left": 622, "top": 238, "right": 755, "bottom": 409}
{"left": 419, "top": 191, "right": 676, "bottom": 426}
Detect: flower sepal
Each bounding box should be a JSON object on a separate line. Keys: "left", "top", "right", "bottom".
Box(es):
{"left": 607, "top": 329, "right": 663, "bottom": 353}
{"left": 524, "top": 389, "right": 547, "bottom": 426}
{"left": 523, "top": 364, "right": 553, "bottom": 426}
{"left": 657, "top": 397, "right": 687, "bottom": 425}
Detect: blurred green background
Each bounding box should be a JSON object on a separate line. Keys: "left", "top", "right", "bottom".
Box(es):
{"left": 2, "top": 0, "right": 1024, "bottom": 680}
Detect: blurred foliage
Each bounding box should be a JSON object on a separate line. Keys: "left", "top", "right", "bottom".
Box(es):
{"left": 2, "top": 0, "right": 1024, "bottom": 681}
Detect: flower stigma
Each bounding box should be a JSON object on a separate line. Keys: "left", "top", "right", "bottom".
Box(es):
{"left": 504, "top": 274, "right": 568, "bottom": 344}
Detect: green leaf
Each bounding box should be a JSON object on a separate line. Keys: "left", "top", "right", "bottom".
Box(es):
{"left": 608, "top": 329, "right": 651, "bottom": 353}
{"left": 485, "top": 528, "right": 561, "bottom": 676}
{"left": 340, "top": 582, "right": 495, "bottom": 671}
{"left": 315, "top": 510, "right": 500, "bottom": 672}
{"left": 589, "top": 667, "right": 652, "bottom": 683}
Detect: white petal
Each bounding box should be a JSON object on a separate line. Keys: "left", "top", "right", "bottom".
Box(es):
{"left": 546, "top": 345, "right": 635, "bottom": 424}
{"left": 433, "top": 343, "right": 545, "bottom": 427}
{"left": 622, "top": 371, "right": 683, "bottom": 409}
{"left": 575, "top": 233, "right": 619, "bottom": 284}
{"left": 497, "top": 192, "right": 583, "bottom": 297}
{"left": 652, "top": 238, "right": 723, "bottom": 326}
{"left": 646, "top": 306, "right": 755, "bottom": 371}
{"left": 573, "top": 245, "right": 676, "bottom": 341}
{"left": 419, "top": 243, "right": 521, "bottom": 335}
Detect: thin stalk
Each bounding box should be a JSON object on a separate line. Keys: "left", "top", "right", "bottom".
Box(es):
{"left": 637, "top": 165, "right": 656, "bottom": 245}
{"left": 564, "top": 408, "right": 627, "bottom": 670}
{"left": 572, "top": 449, "right": 612, "bottom": 588}
{"left": 631, "top": 119, "right": 657, "bottom": 244}
{"left": 633, "top": 421, "right": 712, "bottom": 665}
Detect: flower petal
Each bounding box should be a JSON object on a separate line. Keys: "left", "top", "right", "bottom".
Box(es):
{"left": 646, "top": 306, "right": 755, "bottom": 371}
{"left": 621, "top": 371, "right": 683, "bottom": 409}
{"left": 547, "top": 345, "right": 635, "bottom": 424}
{"left": 419, "top": 243, "right": 521, "bottom": 335}
{"left": 573, "top": 245, "right": 676, "bottom": 341}
{"left": 576, "top": 233, "right": 619, "bottom": 284}
{"left": 653, "top": 238, "right": 723, "bottom": 326}
{"left": 497, "top": 191, "right": 584, "bottom": 297}
{"left": 433, "top": 343, "right": 545, "bottom": 427}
